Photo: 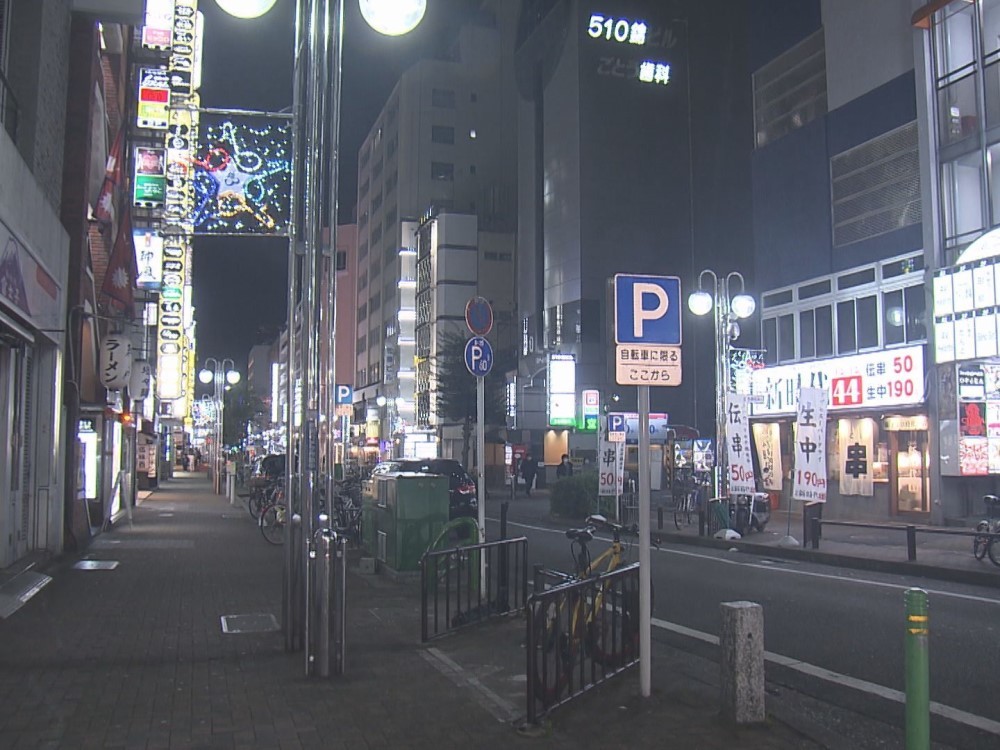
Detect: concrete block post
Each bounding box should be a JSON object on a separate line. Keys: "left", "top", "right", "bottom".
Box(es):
{"left": 720, "top": 600, "right": 765, "bottom": 725}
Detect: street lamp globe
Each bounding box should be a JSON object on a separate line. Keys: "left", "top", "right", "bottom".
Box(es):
{"left": 214, "top": 0, "right": 278, "bottom": 19}
{"left": 376, "top": 395, "right": 387, "bottom": 407}
{"left": 198, "top": 368, "right": 214, "bottom": 385}
{"left": 687, "top": 289, "right": 713, "bottom": 316}
{"left": 359, "top": 0, "right": 426, "bottom": 36}
{"left": 226, "top": 370, "right": 241, "bottom": 385}
{"left": 730, "top": 293, "right": 756, "bottom": 320}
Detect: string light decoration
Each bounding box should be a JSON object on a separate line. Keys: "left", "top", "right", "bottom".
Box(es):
{"left": 191, "top": 117, "right": 292, "bottom": 235}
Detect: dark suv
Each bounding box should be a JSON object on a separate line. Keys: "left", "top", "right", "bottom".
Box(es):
{"left": 374, "top": 458, "right": 477, "bottom": 519}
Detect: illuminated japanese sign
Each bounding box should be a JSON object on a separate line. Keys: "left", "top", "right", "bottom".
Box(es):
{"left": 587, "top": 14, "right": 648, "bottom": 44}
{"left": 142, "top": 0, "right": 174, "bottom": 50}
{"left": 168, "top": 0, "right": 198, "bottom": 97}
{"left": 191, "top": 117, "right": 292, "bottom": 235}
{"left": 587, "top": 11, "right": 674, "bottom": 87}
{"left": 156, "top": 237, "right": 187, "bottom": 400}
{"left": 934, "top": 258, "right": 1000, "bottom": 363}
{"left": 548, "top": 354, "right": 576, "bottom": 427}
{"left": 137, "top": 67, "right": 170, "bottom": 130}
{"left": 580, "top": 389, "right": 599, "bottom": 432}
{"left": 133, "top": 147, "right": 166, "bottom": 207}
{"left": 164, "top": 103, "right": 198, "bottom": 233}
{"left": 750, "top": 345, "right": 925, "bottom": 416}
{"left": 133, "top": 228, "right": 163, "bottom": 290}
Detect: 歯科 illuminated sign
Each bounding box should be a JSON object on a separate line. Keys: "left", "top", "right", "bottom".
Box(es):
{"left": 191, "top": 117, "right": 292, "bottom": 235}
{"left": 137, "top": 67, "right": 170, "bottom": 129}
{"left": 587, "top": 12, "right": 674, "bottom": 88}
{"left": 133, "top": 147, "right": 166, "bottom": 207}
{"left": 548, "top": 354, "right": 576, "bottom": 427}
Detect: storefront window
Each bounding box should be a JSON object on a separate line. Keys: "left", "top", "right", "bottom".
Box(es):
{"left": 837, "top": 300, "right": 856, "bottom": 353}
{"left": 942, "top": 152, "right": 985, "bottom": 244}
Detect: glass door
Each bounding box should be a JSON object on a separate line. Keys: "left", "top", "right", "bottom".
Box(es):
{"left": 892, "top": 430, "right": 929, "bottom": 515}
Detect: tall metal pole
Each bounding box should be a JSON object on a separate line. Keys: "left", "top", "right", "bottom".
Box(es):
{"left": 637, "top": 385, "right": 652, "bottom": 697}
{"left": 284, "top": 0, "right": 308, "bottom": 654}
{"left": 477, "top": 376, "right": 486, "bottom": 543}
{"left": 714, "top": 274, "right": 729, "bottom": 500}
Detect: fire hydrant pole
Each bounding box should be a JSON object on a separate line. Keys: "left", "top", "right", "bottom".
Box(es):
{"left": 904, "top": 588, "right": 930, "bottom": 750}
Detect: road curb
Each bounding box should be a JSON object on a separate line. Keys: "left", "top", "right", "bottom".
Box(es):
{"left": 655, "top": 530, "right": 1000, "bottom": 589}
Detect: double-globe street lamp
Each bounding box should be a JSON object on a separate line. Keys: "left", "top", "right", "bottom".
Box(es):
{"left": 214, "top": 0, "right": 426, "bottom": 669}
{"left": 198, "top": 357, "right": 240, "bottom": 494}
{"left": 688, "top": 270, "right": 756, "bottom": 500}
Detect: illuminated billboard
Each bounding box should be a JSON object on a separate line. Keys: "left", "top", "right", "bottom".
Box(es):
{"left": 547, "top": 354, "right": 576, "bottom": 427}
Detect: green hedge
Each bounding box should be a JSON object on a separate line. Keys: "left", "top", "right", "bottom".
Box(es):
{"left": 549, "top": 472, "right": 615, "bottom": 519}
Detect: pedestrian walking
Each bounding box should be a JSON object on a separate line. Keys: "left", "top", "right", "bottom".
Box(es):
{"left": 520, "top": 454, "right": 537, "bottom": 497}
{"left": 556, "top": 453, "right": 574, "bottom": 478}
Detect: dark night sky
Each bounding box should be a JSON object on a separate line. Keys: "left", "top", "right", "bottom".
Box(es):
{"left": 192, "top": 0, "right": 755, "bottom": 396}
{"left": 192, "top": 0, "right": 484, "bottom": 372}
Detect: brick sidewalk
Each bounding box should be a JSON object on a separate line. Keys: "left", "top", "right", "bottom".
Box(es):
{"left": 0, "top": 476, "right": 826, "bottom": 749}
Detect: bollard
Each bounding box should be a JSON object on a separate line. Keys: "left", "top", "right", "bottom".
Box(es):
{"left": 335, "top": 535, "right": 347, "bottom": 675}
{"left": 810, "top": 515, "right": 821, "bottom": 549}
{"left": 314, "top": 528, "right": 337, "bottom": 678}
{"left": 719, "top": 601, "right": 765, "bottom": 725}
{"left": 906, "top": 525, "right": 917, "bottom": 562}
{"left": 904, "top": 589, "right": 929, "bottom": 750}
{"left": 658, "top": 506, "right": 663, "bottom": 530}
{"left": 227, "top": 473, "right": 236, "bottom": 505}
{"left": 698, "top": 509, "right": 705, "bottom": 537}
{"left": 500, "top": 501, "right": 509, "bottom": 540}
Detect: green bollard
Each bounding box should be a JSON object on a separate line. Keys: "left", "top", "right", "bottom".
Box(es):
{"left": 904, "top": 588, "right": 930, "bottom": 750}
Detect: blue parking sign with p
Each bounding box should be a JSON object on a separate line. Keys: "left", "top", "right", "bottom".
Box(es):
{"left": 614, "top": 274, "right": 682, "bottom": 345}
{"left": 335, "top": 384, "right": 353, "bottom": 405}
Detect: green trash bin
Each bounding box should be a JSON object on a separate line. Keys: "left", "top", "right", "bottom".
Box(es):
{"left": 384, "top": 473, "right": 449, "bottom": 572}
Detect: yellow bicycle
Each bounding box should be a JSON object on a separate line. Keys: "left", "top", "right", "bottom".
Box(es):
{"left": 533, "top": 515, "right": 646, "bottom": 702}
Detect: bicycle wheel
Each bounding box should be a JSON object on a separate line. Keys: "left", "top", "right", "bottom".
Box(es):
{"left": 259, "top": 503, "right": 286, "bottom": 545}
{"left": 672, "top": 494, "right": 685, "bottom": 530}
{"left": 974, "top": 521, "right": 990, "bottom": 560}
{"left": 988, "top": 537, "right": 1000, "bottom": 568}
{"left": 531, "top": 598, "right": 574, "bottom": 705}
{"left": 247, "top": 488, "right": 264, "bottom": 520}
{"left": 587, "top": 582, "right": 640, "bottom": 668}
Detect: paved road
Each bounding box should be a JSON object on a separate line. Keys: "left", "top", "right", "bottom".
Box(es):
{"left": 492, "top": 510, "right": 1000, "bottom": 749}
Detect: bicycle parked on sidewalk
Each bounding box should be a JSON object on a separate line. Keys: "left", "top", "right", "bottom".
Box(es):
{"left": 973, "top": 494, "right": 1000, "bottom": 567}
{"left": 259, "top": 485, "right": 287, "bottom": 545}
{"left": 532, "top": 515, "right": 650, "bottom": 703}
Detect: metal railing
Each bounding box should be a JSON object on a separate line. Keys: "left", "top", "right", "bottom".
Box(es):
{"left": 420, "top": 536, "right": 528, "bottom": 642}
{"left": 526, "top": 563, "right": 640, "bottom": 724}
{"left": 0, "top": 69, "right": 19, "bottom": 142}
{"left": 809, "top": 518, "right": 1000, "bottom": 563}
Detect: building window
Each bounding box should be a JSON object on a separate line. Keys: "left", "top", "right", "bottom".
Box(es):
{"left": 831, "top": 122, "right": 921, "bottom": 247}
{"left": 357, "top": 335, "right": 367, "bottom": 353}
{"left": 372, "top": 159, "right": 383, "bottom": 178}
{"left": 941, "top": 150, "right": 985, "bottom": 246}
{"left": 336, "top": 250, "right": 347, "bottom": 271}
{"left": 357, "top": 271, "right": 367, "bottom": 292}
{"left": 753, "top": 29, "right": 827, "bottom": 149}
{"left": 933, "top": 1, "right": 976, "bottom": 79}
{"left": 431, "top": 125, "right": 455, "bottom": 144}
{"left": 357, "top": 303, "right": 367, "bottom": 322}
{"left": 371, "top": 191, "right": 382, "bottom": 212}
{"left": 358, "top": 240, "right": 368, "bottom": 259}
{"left": 360, "top": 146, "right": 371, "bottom": 168}
{"left": 431, "top": 161, "right": 454, "bottom": 181}
{"left": 431, "top": 88, "right": 456, "bottom": 108}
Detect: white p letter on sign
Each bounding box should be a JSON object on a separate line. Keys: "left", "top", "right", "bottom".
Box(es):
{"left": 632, "top": 283, "right": 669, "bottom": 338}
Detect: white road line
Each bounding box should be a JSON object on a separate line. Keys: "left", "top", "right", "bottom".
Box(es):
{"left": 651, "top": 617, "right": 1000, "bottom": 736}
{"left": 420, "top": 647, "right": 519, "bottom": 723}
{"left": 498, "top": 519, "right": 1000, "bottom": 606}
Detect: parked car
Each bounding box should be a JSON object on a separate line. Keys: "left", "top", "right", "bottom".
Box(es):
{"left": 371, "top": 458, "right": 477, "bottom": 519}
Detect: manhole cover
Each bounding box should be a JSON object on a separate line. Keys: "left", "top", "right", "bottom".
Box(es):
{"left": 221, "top": 613, "right": 280, "bottom": 634}
{"left": 73, "top": 560, "right": 120, "bottom": 570}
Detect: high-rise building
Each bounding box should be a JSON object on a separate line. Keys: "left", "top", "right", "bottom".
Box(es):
{"left": 353, "top": 4, "right": 517, "bottom": 461}
{"left": 513, "top": 0, "right": 695, "bottom": 471}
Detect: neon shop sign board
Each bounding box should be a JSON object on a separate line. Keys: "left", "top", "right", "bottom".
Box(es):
{"left": 749, "top": 345, "right": 925, "bottom": 416}
{"left": 586, "top": 12, "right": 672, "bottom": 87}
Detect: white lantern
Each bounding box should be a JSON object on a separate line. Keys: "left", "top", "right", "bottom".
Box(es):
{"left": 130, "top": 360, "right": 152, "bottom": 400}
{"left": 100, "top": 334, "right": 132, "bottom": 390}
